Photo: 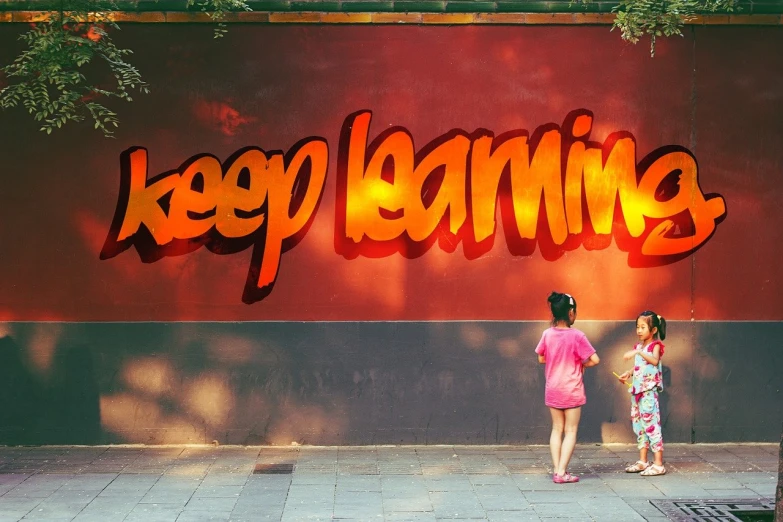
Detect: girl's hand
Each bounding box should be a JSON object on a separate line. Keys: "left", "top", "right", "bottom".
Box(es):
{"left": 623, "top": 349, "right": 638, "bottom": 360}
{"left": 618, "top": 370, "right": 631, "bottom": 383}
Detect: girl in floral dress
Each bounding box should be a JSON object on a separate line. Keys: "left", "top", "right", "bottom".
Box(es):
{"left": 617, "top": 311, "right": 667, "bottom": 476}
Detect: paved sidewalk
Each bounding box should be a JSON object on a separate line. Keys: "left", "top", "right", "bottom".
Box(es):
{"left": 0, "top": 444, "right": 777, "bottom": 521}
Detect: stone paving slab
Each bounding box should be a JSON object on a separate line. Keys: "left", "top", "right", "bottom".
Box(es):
{"left": 0, "top": 444, "right": 777, "bottom": 521}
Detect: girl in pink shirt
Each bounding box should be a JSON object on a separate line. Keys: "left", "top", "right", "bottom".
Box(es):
{"left": 535, "top": 292, "right": 600, "bottom": 484}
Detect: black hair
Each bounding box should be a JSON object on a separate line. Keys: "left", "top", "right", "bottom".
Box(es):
{"left": 638, "top": 310, "right": 667, "bottom": 340}
{"left": 547, "top": 291, "right": 576, "bottom": 325}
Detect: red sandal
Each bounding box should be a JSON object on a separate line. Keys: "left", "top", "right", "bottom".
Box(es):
{"left": 553, "top": 472, "right": 580, "bottom": 483}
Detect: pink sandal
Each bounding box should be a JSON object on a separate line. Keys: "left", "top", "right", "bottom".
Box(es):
{"left": 553, "top": 472, "right": 580, "bottom": 484}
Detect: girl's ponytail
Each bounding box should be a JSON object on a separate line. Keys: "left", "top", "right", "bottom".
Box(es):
{"left": 548, "top": 291, "right": 576, "bottom": 324}
{"left": 656, "top": 315, "right": 667, "bottom": 341}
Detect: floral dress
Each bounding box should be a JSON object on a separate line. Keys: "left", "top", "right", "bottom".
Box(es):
{"left": 629, "top": 340, "right": 664, "bottom": 452}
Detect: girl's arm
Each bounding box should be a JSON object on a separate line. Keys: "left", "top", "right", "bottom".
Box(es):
{"left": 583, "top": 353, "right": 600, "bottom": 367}
{"left": 635, "top": 344, "right": 661, "bottom": 366}
{"left": 623, "top": 343, "right": 661, "bottom": 366}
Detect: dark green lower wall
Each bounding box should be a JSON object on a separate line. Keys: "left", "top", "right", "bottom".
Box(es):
{"left": 0, "top": 321, "right": 780, "bottom": 445}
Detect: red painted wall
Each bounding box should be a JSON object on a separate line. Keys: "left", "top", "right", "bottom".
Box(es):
{"left": 0, "top": 25, "right": 781, "bottom": 322}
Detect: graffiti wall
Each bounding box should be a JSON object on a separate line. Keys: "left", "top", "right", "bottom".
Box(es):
{"left": 0, "top": 23, "right": 781, "bottom": 444}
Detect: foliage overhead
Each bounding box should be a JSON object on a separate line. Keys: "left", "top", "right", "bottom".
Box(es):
{"left": 0, "top": 0, "right": 149, "bottom": 137}
{"left": 0, "top": 0, "right": 249, "bottom": 136}
{"left": 581, "top": 0, "right": 738, "bottom": 55}
{"left": 1, "top": 0, "right": 739, "bottom": 136}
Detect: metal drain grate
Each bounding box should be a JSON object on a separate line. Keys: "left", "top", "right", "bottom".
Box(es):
{"left": 650, "top": 498, "right": 775, "bottom": 521}
{"left": 253, "top": 463, "right": 294, "bottom": 474}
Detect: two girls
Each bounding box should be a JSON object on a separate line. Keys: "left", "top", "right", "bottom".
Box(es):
{"left": 536, "top": 293, "right": 667, "bottom": 482}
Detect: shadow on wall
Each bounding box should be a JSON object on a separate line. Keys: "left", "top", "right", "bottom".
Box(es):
{"left": 0, "top": 320, "right": 677, "bottom": 446}
{"left": 579, "top": 321, "right": 629, "bottom": 443}
{"left": 0, "top": 320, "right": 781, "bottom": 445}
{"left": 0, "top": 333, "right": 100, "bottom": 445}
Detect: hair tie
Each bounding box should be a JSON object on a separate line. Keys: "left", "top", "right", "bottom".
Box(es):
{"left": 565, "top": 293, "right": 574, "bottom": 306}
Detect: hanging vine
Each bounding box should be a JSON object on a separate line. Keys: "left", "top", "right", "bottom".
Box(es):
{"left": 579, "top": 0, "right": 738, "bottom": 55}
{"left": 1, "top": 0, "right": 739, "bottom": 136}
{"left": 0, "top": 0, "right": 249, "bottom": 136}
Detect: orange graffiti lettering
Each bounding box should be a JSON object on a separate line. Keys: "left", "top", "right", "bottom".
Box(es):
{"left": 335, "top": 110, "right": 726, "bottom": 266}
{"left": 101, "top": 109, "right": 727, "bottom": 304}
{"left": 100, "top": 140, "right": 329, "bottom": 303}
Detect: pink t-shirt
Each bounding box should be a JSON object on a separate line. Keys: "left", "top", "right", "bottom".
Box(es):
{"left": 535, "top": 327, "right": 596, "bottom": 409}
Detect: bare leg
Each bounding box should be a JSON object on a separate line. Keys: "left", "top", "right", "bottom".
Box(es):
{"left": 652, "top": 450, "right": 663, "bottom": 466}
{"left": 639, "top": 447, "right": 649, "bottom": 463}
{"left": 549, "top": 407, "right": 565, "bottom": 473}
{"left": 556, "top": 407, "right": 582, "bottom": 476}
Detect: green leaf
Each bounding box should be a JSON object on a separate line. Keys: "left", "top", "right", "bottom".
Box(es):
{"left": 1, "top": 14, "right": 150, "bottom": 137}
